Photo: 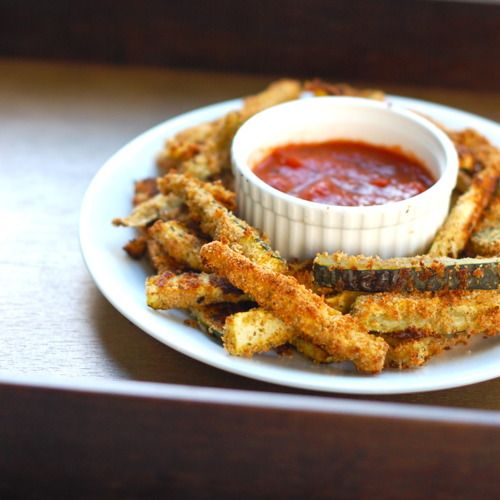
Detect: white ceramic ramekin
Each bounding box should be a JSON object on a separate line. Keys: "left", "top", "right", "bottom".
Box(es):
{"left": 231, "top": 96, "right": 458, "bottom": 259}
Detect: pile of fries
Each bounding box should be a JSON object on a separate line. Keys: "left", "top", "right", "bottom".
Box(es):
{"left": 113, "top": 79, "right": 500, "bottom": 374}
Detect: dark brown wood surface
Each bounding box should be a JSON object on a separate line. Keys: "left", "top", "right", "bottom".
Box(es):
{"left": 1, "top": 380, "right": 499, "bottom": 499}
{"left": 1, "top": 0, "right": 500, "bottom": 90}
{"left": 1, "top": 58, "right": 500, "bottom": 497}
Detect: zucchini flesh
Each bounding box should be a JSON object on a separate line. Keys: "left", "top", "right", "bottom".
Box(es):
{"left": 313, "top": 252, "right": 500, "bottom": 292}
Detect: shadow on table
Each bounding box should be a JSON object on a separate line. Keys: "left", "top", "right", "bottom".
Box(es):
{"left": 87, "top": 287, "right": 284, "bottom": 391}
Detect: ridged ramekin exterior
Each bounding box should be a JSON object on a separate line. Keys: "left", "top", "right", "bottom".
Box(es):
{"left": 232, "top": 97, "right": 458, "bottom": 259}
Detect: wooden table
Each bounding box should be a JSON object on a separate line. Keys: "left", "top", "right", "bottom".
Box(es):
{"left": 1, "top": 58, "right": 499, "bottom": 498}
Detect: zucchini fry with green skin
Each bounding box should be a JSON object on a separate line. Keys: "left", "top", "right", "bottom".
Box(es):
{"left": 114, "top": 179, "right": 236, "bottom": 228}
{"left": 160, "top": 173, "right": 287, "bottom": 273}
{"left": 314, "top": 252, "right": 500, "bottom": 292}
{"left": 190, "top": 302, "right": 256, "bottom": 339}
{"left": 351, "top": 290, "right": 500, "bottom": 338}
{"left": 113, "top": 193, "right": 183, "bottom": 228}
{"left": 200, "top": 241, "right": 388, "bottom": 373}
{"left": 146, "top": 271, "right": 248, "bottom": 310}
{"left": 429, "top": 158, "right": 499, "bottom": 258}
{"left": 148, "top": 220, "right": 208, "bottom": 272}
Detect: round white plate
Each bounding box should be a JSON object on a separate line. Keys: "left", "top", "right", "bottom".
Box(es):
{"left": 80, "top": 95, "right": 500, "bottom": 395}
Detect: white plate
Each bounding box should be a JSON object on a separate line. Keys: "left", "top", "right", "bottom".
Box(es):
{"left": 80, "top": 95, "right": 500, "bottom": 395}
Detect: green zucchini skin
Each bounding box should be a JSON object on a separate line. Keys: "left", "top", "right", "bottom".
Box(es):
{"left": 313, "top": 254, "right": 500, "bottom": 292}
{"left": 190, "top": 302, "right": 256, "bottom": 339}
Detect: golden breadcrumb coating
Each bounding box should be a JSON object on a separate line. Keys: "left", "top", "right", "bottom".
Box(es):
{"left": 429, "top": 157, "right": 499, "bottom": 258}
{"left": 200, "top": 241, "right": 388, "bottom": 373}
{"left": 157, "top": 79, "right": 301, "bottom": 180}
{"left": 352, "top": 290, "right": 500, "bottom": 337}
{"left": 146, "top": 271, "right": 248, "bottom": 310}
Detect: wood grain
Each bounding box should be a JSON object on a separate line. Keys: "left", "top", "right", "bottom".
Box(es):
{"left": 1, "top": 0, "right": 500, "bottom": 90}
{"left": 0, "top": 58, "right": 499, "bottom": 409}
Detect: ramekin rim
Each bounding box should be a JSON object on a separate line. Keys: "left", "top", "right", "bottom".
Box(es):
{"left": 231, "top": 96, "right": 459, "bottom": 215}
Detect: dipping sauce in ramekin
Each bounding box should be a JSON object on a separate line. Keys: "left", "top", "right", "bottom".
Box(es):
{"left": 231, "top": 97, "right": 458, "bottom": 259}
{"left": 252, "top": 140, "right": 436, "bottom": 206}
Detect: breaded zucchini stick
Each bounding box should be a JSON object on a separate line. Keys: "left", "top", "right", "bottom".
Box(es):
{"left": 148, "top": 220, "right": 207, "bottom": 272}
{"left": 429, "top": 158, "right": 499, "bottom": 257}
{"left": 190, "top": 302, "right": 255, "bottom": 339}
{"left": 223, "top": 290, "right": 361, "bottom": 357}
{"left": 225, "top": 306, "right": 343, "bottom": 363}
{"left": 132, "top": 178, "right": 159, "bottom": 206}
{"left": 114, "top": 179, "right": 236, "bottom": 228}
{"left": 447, "top": 128, "right": 497, "bottom": 174}
{"left": 157, "top": 79, "right": 301, "bottom": 180}
{"left": 224, "top": 308, "right": 296, "bottom": 357}
{"left": 314, "top": 252, "right": 500, "bottom": 292}
{"left": 123, "top": 235, "right": 148, "bottom": 260}
{"left": 159, "top": 173, "right": 287, "bottom": 273}
{"left": 113, "top": 193, "right": 183, "bottom": 228}
{"left": 146, "top": 271, "right": 248, "bottom": 309}
{"left": 468, "top": 193, "right": 500, "bottom": 257}
{"left": 351, "top": 290, "right": 500, "bottom": 337}
{"left": 146, "top": 238, "right": 182, "bottom": 274}
{"left": 200, "top": 241, "right": 388, "bottom": 373}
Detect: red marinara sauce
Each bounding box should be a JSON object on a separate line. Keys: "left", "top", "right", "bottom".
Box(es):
{"left": 252, "top": 140, "right": 436, "bottom": 206}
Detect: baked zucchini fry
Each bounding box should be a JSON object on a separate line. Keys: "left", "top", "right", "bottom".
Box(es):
{"left": 200, "top": 241, "right": 389, "bottom": 373}
{"left": 314, "top": 252, "right": 500, "bottom": 292}
{"left": 157, "top": 79, "right": 301, "bottom": 180}
{"left": 123, "top": 235, "right": 148, "bottom": 260}
{"left": 132, "top": 178, "right": 159, "bottom": 206}
{"left": 239, "top": 79, "right": 302, "bottom": 119}
{"left": 146, "top": 238, "right": 182, "bottom": 274}
{"left": 112, "top": 193, "right": 183, "bottom": 228}
{"left": 324, "top": 291, "right": 363, "bottom": 313}
{"left": 222, "top": 291, "right": 360, "bottom": 357}
{"left": 295, "top": 332, "right": 473, "bottom": 369}
{"left": 429, "top": 159, "right": 499, "bottom": 257}
{"left": 160, "top": 173, "right": 287, "bottom": 273}
{"left": 455, "top": 170, "right": 473, "bottom": 194}
{"left": 351, "top": 290, "right": 500, "bottom": 337}
{"left": 224, "top": 308, "right": 339, "bottom": 363}
{"left": 148, "top": 220, "right": 207, "bottom": 271}
{"left": 468, "top": 193, "right": 500, "bottom": 257}
{"left": 447, "top": 128, "right": 497, "bottom": 174}
{"left": 384, "top": 333, "right": 471, "bottom": 370}
{"left": 146, "top": 271, "right": 248, "bottom": 310}
{"left": 304, "top": 79, "right": 385, "bottom": 100}
{"left": 224, "top": 308, "right": 296, "bottom": 356}
{"left": 114, "top": 179, "right": 236, "bottom": 228}
{"left": 290, "top": 337, "right": 338, "bottom": 363}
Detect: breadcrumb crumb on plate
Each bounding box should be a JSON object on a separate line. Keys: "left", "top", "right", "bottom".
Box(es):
{"left": 80, "top": 95, "right": 500, "bottom": 394}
